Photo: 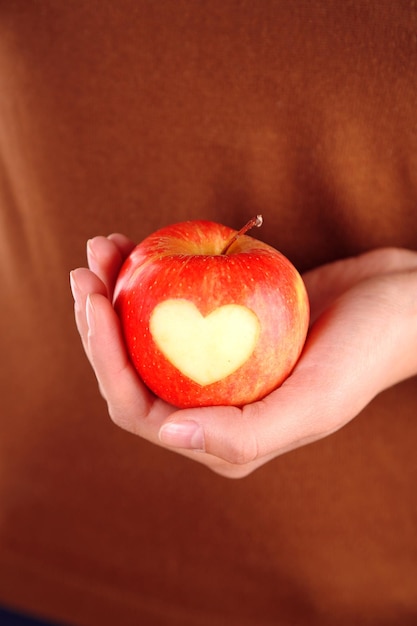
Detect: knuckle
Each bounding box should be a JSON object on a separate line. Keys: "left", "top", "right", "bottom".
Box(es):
{"left": 223, "top": 429, "right": 259, "bottom": 466}
{"left": 107, "top": 403, "right": 122, "bottom": 426}
{"left": 107, "top": 400, "right": 131, "bottom": 431}
{"left": 211, "top": 462, "right": 257, "bottom": 480}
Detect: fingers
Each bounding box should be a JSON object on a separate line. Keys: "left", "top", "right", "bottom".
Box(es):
{"left": 85, "top": 292, "right": 174, "bottom": 438}
{"left": 70, "top": 264, "right": 174, "bottom": 439}
{"left": 70, "top": 233, "right": 175, "bottom": 442}
{"left": 70, "top": 267, "right": 107, "bottom": 358}
{"left": 71, "top": 233, "right": 135, "bottom": 355}
{"left": 86, "top": 234, "right": 135, "bottom": 297}
{"left": 107, "top": 232, "right": 136, "bottom": 258}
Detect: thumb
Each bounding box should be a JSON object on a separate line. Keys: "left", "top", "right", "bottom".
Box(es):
{"left": 158, "top": 358, "right": 341, "bottom": 469}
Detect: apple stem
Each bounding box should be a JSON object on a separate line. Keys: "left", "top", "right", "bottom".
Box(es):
{"left": 221, "top": 215, "right": 263, "bottom": 255}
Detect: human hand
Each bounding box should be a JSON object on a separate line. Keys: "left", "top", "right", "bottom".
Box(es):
{"left": 70, "top": 236, "right": 417, "bottom": 478}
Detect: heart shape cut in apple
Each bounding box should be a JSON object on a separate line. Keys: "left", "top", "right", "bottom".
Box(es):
{"left": 150, "top": 299, "right": 261, "bottom": 386}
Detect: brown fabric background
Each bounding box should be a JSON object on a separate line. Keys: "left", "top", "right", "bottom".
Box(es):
{"left": 0, "top": 2, "right": 416, "bottom": 624}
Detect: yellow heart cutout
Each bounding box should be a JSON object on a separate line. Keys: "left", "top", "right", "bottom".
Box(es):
{"left": 149, "top": 299, "right": 261, "bottom": 386}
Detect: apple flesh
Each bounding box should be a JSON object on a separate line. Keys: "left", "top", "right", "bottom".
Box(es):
{"left": 150, "top": 299, "right": 261, "bottom": 386}
{"left": 113, "top": 219, "right": 309, "bottom": 409}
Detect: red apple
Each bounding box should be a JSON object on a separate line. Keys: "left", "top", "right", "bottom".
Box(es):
{"left": 113, "top": 217, "right": 309, "bottom": 409}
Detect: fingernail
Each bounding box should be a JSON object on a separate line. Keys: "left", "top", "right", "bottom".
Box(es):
{"left": 86, "top": 294, "right": 95, "bottom": 334}
{"left": 69, "top": 271, "right": 81, "bottom": 307}
{"left": 159, "top": 421, "right": 205, "bottom": 451}
{"left": 86, "top": 239, "right": 99, "bottom": 273}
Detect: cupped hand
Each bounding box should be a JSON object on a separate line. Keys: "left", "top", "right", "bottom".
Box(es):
{"left": 70, "top": 236, "right": 417, "bottom": 478}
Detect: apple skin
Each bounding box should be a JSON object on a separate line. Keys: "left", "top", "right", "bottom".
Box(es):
{"left": 113, "top": 220, "right": 310, "bottom": 409}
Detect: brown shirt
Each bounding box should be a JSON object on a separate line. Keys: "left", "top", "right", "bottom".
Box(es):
{"left": 0, "top": 2, "right": 416, "bottom": 624}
